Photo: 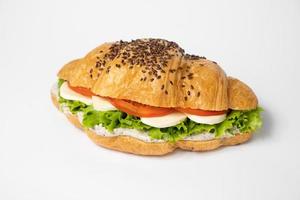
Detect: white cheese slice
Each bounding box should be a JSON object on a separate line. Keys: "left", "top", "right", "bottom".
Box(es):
{"left": 186, "top": 113, "right": 226, "bottom": 125}
{"left": 92, "top": 96, "right": 117, "bottom": 111}
{"left": 141, "top": 112, "right": 186, "bottom": 128}
{"left": 60, "top": 82, "right": 92, "bottom": 105}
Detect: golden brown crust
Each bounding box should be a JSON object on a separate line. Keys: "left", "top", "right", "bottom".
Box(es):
{"left": 85, "top": 129, "right": 176, "bottom": 156}
{"left": 58, "top": 39, "right": 257, "bottom": 111}
{"left": 51, "top": 90, "right": 252, "bottom": 156}
{"left": 228, "top": 77, "right": 258, "bottom": 110}
{"left": 58, "top": 39, "right": 232, "bottom": 110}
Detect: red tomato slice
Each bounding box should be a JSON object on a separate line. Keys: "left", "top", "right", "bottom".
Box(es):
{"left": 68, "top": 84, "right": 94, "bottom": 97}
{"left": 176, "top": 107, "right": 227, "bottom": 116}
{"left": 67, "top": 82, "right": 226, "bottom": 117}
{"left": 109, "top": 99, "right": 175, "bottom": 117}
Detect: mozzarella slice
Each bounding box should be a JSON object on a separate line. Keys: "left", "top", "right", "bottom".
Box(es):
{"left": 60, "top": 82, "right": 92, "bottom": 105}
{"left": 92, "top": 96, "right": 117, "bottom": 111}
{"left": 186, "top": 113, "right": 226, "bottom": 125}
{"left": 141, "top": 112, "right": 186, "bottom": 128}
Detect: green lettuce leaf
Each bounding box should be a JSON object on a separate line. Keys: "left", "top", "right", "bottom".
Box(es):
{"left": 148, "top": 121, "right": 188, "bottom": 142}
{"left": 216, "top": 108, "right": 263, "bottom": 137}
{"left": 59, "top": 98, "right": 89, "bottom": 114}
{"left": 58, "top": 79, "right": 65, "bottom": 88}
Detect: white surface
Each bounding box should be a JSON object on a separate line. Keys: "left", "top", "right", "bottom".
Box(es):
{"left": 0, "top": 0, "right": 299, "bottom": 199}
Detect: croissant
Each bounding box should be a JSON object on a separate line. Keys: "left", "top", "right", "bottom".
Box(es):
{"left": 51, "top": 39, "right": 262, "bottom": 155}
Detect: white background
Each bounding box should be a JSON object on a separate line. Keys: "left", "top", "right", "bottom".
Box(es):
{"left": 0, "top": 0, "right": 300, "bottom": 199}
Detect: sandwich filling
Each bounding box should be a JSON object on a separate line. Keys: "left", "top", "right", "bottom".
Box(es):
{"left": 54, "top": 79, "right": 262, "bottom": 142}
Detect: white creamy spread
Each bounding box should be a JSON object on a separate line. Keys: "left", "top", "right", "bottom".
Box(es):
{"left": 77, "top": 112, "right": 84, "bottom": 123}
{"left": 184, "top": 133, "right": 215, "bottom": 141}
{"left": 93, "top": 125, "right": 165, "bottom": 143}
{"left": 53, "top": 82, "right": 234, "bottom": 143}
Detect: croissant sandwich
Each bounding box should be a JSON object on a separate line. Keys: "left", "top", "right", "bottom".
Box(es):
{"left": 51, "top": 39, "right": 262, "bottom": 155}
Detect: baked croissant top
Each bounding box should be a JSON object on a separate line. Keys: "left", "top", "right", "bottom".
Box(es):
{"left": 58, "top": 38, "right": 257, "bottom": 111}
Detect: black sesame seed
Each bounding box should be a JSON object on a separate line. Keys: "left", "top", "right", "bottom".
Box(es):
{"left": 161, "top": 85, "right": 164, "bottom": 90}
{"left": 197, "top": 92, "right": 200, "bottom": 97}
